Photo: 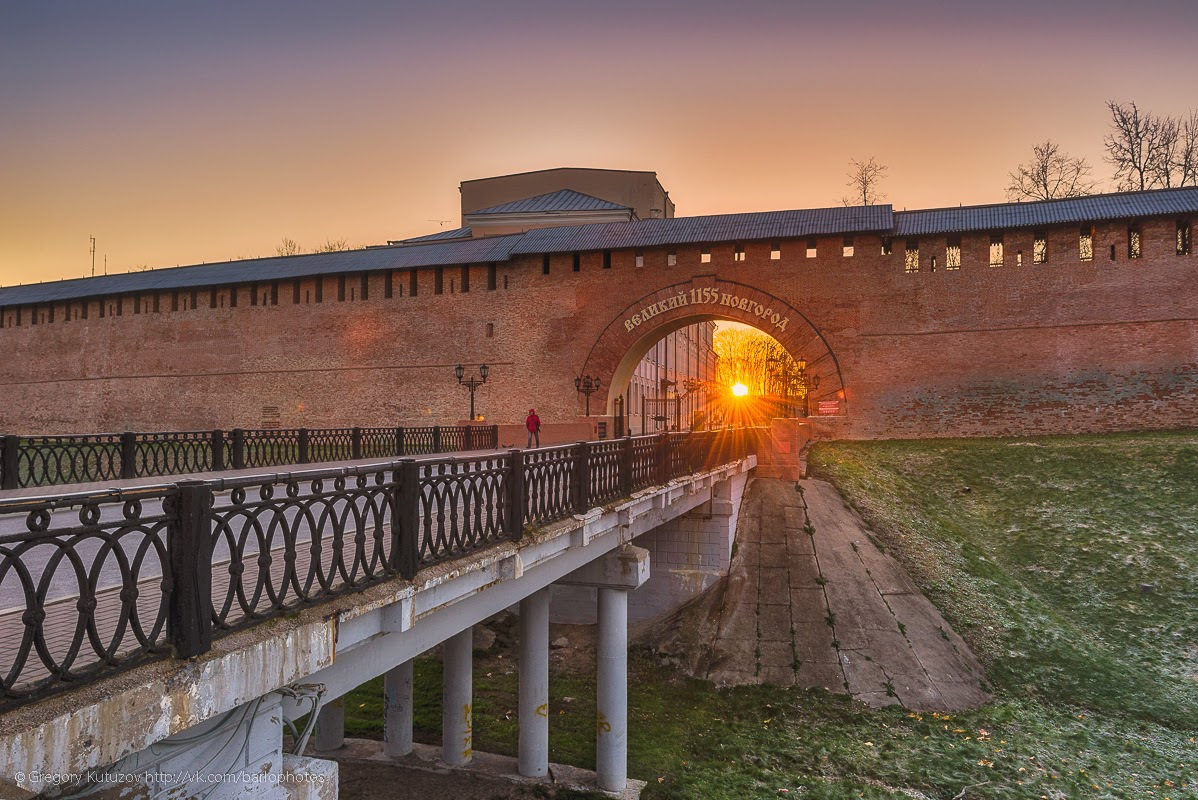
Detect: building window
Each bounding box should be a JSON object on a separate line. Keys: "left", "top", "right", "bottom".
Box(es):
{"left": 314, "top": 280, "right": 323, "bottom": 303}
{"left": 573, "top": 252, "right": 581, "bottom": 272}
{"left": 360, "top": 274, "right": 370, "bottom": 300}
{"left": 1034, "top": 232, "right": 1047, "bottom": 264}
{"left": 806, "top": 238, "right": 817, "bottom": 258}
{"left": 904, "top": 240, "right": 919, "bottom": 273}
{"left": 1128, "top": 223, "right": 1141, "bottom": 259}
{"left": 1080, "top": 225, "right": 1094, "bottom": 261}
{"left": 881, "top": 237, "right": 893, "bottom": 256}
{"left": 542, "top": 254, "right": 551, "bottom": 275}
{"left": 700, "top": 250, "right": 711, "bottom": 264}
{"left": 410, "top": 270, "right": 419, "bottom": 297}
{"left": 989, "top": 233, "right": 1004, "bottom": 268}
{"left": 270, "top": 282, "right": 279, "bottom": 305}
{"left": 461, "top": 265, "right": 470, "bottom": 292}
{"left": 929, "top": 255, "right": 938, "bottom": 272}
{"left": 210, "top": 288, "right": 218, "bottom": 308}
{"left": 667, "top": 251, "right": 677, "bottom": 266}
{"left": 602, "top": 250, "right": 612, "bottom": 269}
{"left": 733, "top": 244, "right": 745, "bottom": 262}
{"left": 384, "top": 272, "right": 394, "bottom": 298}
{"left": 487, "top": 263, "right": 497, "bottom": 290}
{"left": 293, "top": 282, "right": 301, "bottom": 304}
{"left": 1109, "top": 243, "right": 1117, "bottom": 261}
{"left": 636, "top": 251, "right": 645, "bottom": 268}
{"left": 1016, "top": 250, "right": 1023, "bottom": 267}
{"left": 504, "top": 274, "right": 509, "bottom": 289}
{"left": 1178, "top": 218, "right": 1193, "bottom": 255}
{"left": 486, "top": 322, "right": 494, "bottom": 338}
{"left": 842, "top": 237, "right": 854, "bottom": 257}
{"left": 338, "top": 275, "right": 347, "bottom": 301}
{"left": 435, "top": 267, "right": 444, "bottom": 295}
{"left": 770, "top": 243, "right": 781, "bottom": 260}
{"left": 946, "top": 237, "right": 961, "bottom": 270}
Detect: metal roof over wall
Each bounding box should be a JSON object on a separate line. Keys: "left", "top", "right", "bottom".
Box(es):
{"left": 0, "top": 235, "right": 521, "bottom": 306}
{"left": 511, "top": 205, "right": 895, "bottom": 255}
{"left": 3, "top": 187, "right": 1195, "bottom": 308}
{"left": 894, "top": 186, "right": 1198, "bottom": 236}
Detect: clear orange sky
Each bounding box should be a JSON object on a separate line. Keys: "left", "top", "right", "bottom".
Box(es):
{"left": 2, "top": 0, "right": 1196, "bottom": 286}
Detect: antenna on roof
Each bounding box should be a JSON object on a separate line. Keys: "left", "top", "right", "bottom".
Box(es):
{"left": 429, "top": 219, "right": 450, "bottom": 229}
{"left": 90, "top": 236, "right": 96, "bottom": 277}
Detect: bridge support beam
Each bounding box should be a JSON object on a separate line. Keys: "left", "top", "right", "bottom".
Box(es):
{"left": 442, "top": 627, "right": 474, "bottom": 766}
{"left": 557, "top": 544, "right": 650, "bottom": 794}
{"left": 384, "top": 659, "right": 415, "bottom": 758}
{"left": 518, "top": 588, "right": 550, "bottom": 777}
{"left": 314, "top": 696, "right": 345, "bottom": 752}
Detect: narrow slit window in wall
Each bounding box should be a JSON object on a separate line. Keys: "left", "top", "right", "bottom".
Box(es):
{"left": 904, "top": 240, "right": 919, "bottom": 273}
{"left": 1080, "top": 225, "right": 1094, "bottom": 261}
{"left": 1034, "top": 232, "right": 1047, "bottom": 264}
{"left": 946, "top": 237, "right": 961, "bottom": 270}
{"left": 989, "top": 233, "right": 1004, "bottom": 268}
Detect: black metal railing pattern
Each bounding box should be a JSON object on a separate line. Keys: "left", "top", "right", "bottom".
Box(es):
{"left": 0, "top": 425, "right": 500, "bottom": 491}
{"left": 0, "top": 428, "right": 755, "bottom": 710}
{"left": 0, "top": 485, "right": 175, "bottom": 705}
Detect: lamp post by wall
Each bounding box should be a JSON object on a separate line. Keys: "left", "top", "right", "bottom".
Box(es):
{"left": 455, "top": 364, "right": 489, "bottom": 420}
{"left": 574, "top": 374, "right": 602, "bottom": 416}
{"left": 794, "top": 358, "right": 821, "bottom": 417}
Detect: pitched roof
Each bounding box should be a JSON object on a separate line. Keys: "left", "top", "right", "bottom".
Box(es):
{"left": 894, "top": 186, "right": 1198, "bottom": 236}
{"left": 469, "top": 189, "right": 630, "bottom": 215}
{"left": 0, "top": 236, "right": 521, "bottom": 306}
{"left": 397, "top": 226, "right": 473, "bottom": 243}
{"left": 510, "top": 205, "right": 894, "bottom": 254}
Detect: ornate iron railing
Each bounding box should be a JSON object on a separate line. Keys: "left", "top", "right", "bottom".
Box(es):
{"left": 0, "top": 428, "right": 755, "bottom": 710}
{"left": 0, "top": 425, "right": 500, "bottom": 490}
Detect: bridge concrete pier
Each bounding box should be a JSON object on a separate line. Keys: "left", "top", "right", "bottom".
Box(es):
{"left": 383, "top": 659, "right": 415, "bottom": 758}
{"left": 314, "top": 697, "right": 345, "bottom": 752}
{"left": 442, "top": 627, "right": 474, "bottom": 766}
{"left": 558, "top": 544, "right": 650, "bottom": 793}
{"left": 518, "top": 588, "right": 550, "bottom": 777}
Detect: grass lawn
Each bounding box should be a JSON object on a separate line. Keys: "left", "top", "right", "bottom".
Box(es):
{"left": 336, "top": 430, "right": 1198, "bottom": 799}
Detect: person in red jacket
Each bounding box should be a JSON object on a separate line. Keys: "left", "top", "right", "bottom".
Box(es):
{"left": 525, "top": 408, "right": 541, "bottom": 448}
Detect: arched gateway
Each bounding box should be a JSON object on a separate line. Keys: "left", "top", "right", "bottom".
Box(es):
{"left": 581, "top": 277, "right": 846, "bottom": 417}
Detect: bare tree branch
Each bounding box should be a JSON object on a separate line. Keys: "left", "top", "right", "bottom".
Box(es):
{"left": 1176, "top": 110, "right": 1198, "bottom": 187}
{"left": 1104, "top": 100, "right": 1190, "bottom": 190}
{"left": 842, "top": 157, "right": 888, "bottom": 206}
{"left": 1006, "top": 140, "right": 1096, "bottom": 201}
{"left": 275, "top": 237, "right": 302, "bottom": 257}
{"left": 311, "top": 237, "right": 349, "bottom": 253}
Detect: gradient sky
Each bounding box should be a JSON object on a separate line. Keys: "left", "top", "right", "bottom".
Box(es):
{"left": 2, "top": 0, "right": 1196, "bottom": 285}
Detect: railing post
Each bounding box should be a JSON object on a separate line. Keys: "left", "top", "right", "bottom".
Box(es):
{"left": 352, "top": 427, "right": 363, "bottom": 460}
{"left": 170, "top": 481, "right": 214, "bottom": 658}
{"left": 655, "top": 432, "right": 670, "bottom": 486}
{"left": 232, "top": 429, "right": 245, "bottom": 470}
{"left": 490, "top": 425, "right": 499, "bottom": 449}
{"left": 396, "top": 426, "right": 406, "bottom": 457}
{"left": 298, "top": 428, "right": 310, "bottom": 464}
{"left": 119, "top": 432, "right": 137, "bottom": 479}
{"left": 211, "top": 430, "right": 226, "bottom": 472}
{"left": 465, "top": 425, "right": 475, "bottom": 452}
{"left": 620, "top": 436, "right": 634, "bottom": 497}
{"left": 507, "top": 448, "right": 526, "bottom": 541}
{"left": 1, "top": 435, "right": 19, "bottom": 490}
{"left": 433, "top": 425, "right": 442, "bottom": 453}
{"left": 397, "top": 459, "right": 421, "bottom": 579}
{"left": 574, "top": 442, "right": 590, "bottom": 514}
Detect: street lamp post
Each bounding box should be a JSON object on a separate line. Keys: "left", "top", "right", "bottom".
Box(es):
{"left": 793, "top": 358, "right": 821, "bottom": 417}
{"left": 574, "top": 374, "right": 602, "bottom": 416}
{"left": 455, "top": 363, "right": 490, "bottom": 420}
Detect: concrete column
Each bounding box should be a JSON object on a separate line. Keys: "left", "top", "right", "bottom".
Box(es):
{"left": 313, "top": 696, "right": 344, "bottom": 752}
{"left": 384, "top": 659, "right": 414, "bottom": 758}
{"left": 596, "top": 586, "right": 629, "bottom": 792}
{"left": 442, "top": 627, "right": 474, "bottom": 766}
{"left": 518, "top": 588, "right": 550, "bottom": 777}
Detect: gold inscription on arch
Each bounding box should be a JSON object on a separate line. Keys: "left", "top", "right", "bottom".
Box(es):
{"left": 623, "top": 287, "right": 789, "bottom": 333}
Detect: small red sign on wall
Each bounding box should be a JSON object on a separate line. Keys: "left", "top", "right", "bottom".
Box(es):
{"left": 816, "top": 400, "right": 841, "bottom": 416}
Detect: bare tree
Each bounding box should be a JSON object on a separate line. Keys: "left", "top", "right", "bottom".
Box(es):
{"left": 1176, "top": 111, "right": 1198, "bottom": 187}
{"left": 275, "top": 237, "right": 302, "bottom": 257}
{"left": 841, "top": 157, "right": 888, "bottom": 206}
{"left": 713, "top": 328, "right": 797, "bottom": 397}
{"left": 1103, "top": 100, "right": 1190, "bottom": 190}
{"left": 1006, "top": 140, "right": 1097, "bottom": 201}
{"left": 311, "top": 237, "right": 349, "bottom": 253}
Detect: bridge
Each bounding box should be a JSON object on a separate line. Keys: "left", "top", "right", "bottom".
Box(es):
{"left": 0, "top": 428, "right": 760, "bottom": 799}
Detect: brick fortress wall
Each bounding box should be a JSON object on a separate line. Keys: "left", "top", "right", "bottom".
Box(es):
{"left": 0, "top": 216, "right": 1194, "bottom": 438}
